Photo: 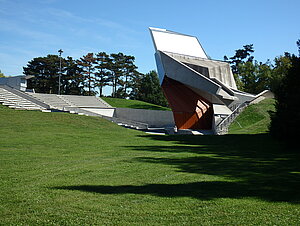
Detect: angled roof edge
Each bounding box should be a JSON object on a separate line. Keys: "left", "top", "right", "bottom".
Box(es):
{"left": 149, "top": 27, "right": 196, "bottom": 38}
{"left": 149, "top": 27, "right": 208, "bottom": 59}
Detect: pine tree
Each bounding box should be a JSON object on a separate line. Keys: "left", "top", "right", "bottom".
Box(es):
{"left": 95, "top": 52, "right": 111, "bottom": 97}
{"left": 110, "top": 53, "right": 125, "bottom": 97}
{"left": 77, "top": 53, "right": 96, "bottom": 96}
{"left": 64, "top": 57, "right": 85, "bottom": 95}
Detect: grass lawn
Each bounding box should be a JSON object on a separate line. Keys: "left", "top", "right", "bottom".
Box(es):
{"left": 1, "top": 104, "right": 300, "bottom": 225}
{"left": 229, "top": 98, "right": 275, "bottom": 134}
{"left": 101, "top": 97, "right": 170, "bottom": 111}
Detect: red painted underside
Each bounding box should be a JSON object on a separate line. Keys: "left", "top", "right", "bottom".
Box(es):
{"left": 162, "top": 77, "right": 213, "bottom": 130}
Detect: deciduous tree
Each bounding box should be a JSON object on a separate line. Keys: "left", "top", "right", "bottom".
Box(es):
{"left": 132, "top": 70, "right": 168, "bottom": 107}
{"left": 24, "top": 55, "right": 62, "bottom": 94}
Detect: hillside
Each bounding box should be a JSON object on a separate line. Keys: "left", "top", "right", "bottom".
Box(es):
{"left": 1, "top": 104, "right": 300, "bottom": 225}
{"left": 101, "top": 97, "right": 170, "bottom": 111}
{"left": 228, "top": 98, "right": 275, "bottom": 134}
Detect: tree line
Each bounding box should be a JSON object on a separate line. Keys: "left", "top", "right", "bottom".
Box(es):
{"left": 23, "top": 52, "right": 168, "bottom": 106}
{"left": 224, "top": 43, "right": 299, "bottom": 94}
{"left": 23, "top": 42, "right": 298, "bottom": 102}
{"left": 224, "top": 40, "right": 300, "bottom": 145}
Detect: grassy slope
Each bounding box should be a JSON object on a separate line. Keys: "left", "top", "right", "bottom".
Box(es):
{"left": 102, "top": 97, "right": 170, "bottom": 111}
{"left": 1, "top": 104, "right": 300, "bottom": 225}
{"left": 229, "top": 98, "right": 275, "bottom": 134}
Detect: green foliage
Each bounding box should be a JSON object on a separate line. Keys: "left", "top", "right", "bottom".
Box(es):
{"left": 24, "top": 55, "right": 62, "bottom": 94}
{"left": 269, "top": 54, "right": 300, "bottom": 143}
{"left": 24, "top": 51, "right": 141, "bottom": 97}
{"left": 229, "top": 99, "right": 275, "bottom": 134}
{"left": 131, "top": 70, "right": 168, "bottom": 107}
{"left": 77, "top": 53, "right": 96, "bottom": 96}
{"left": 95, "top": 52, "right": 111, "bottom": 97}
{"left": 24, "top": 55, "right": 86, "bottom": 95}
{"left": 1, "top": 105, "right": 300, "bottom": 225}
{"left": 63, "top": 57, "right": 85, "bottom": 95}
{"left": 102, "top": 97, "right": 170, "bottom": 110}
{"left": 0, "top": 70, "right": 5, "bottom": 77}
{"left": 225, "top": 44, "right": 274, "bottom": 94}
{"left": 238, "top": 60, "right": 273, "bottom": 94}
{"left": 271, "top": 53, "right": 293, "bottom": 92}
{"left": 225, "top": 44, "right": 254, "bottom": 75}
{"left": 109, "top": 52, "right": 140, "bottom": 98}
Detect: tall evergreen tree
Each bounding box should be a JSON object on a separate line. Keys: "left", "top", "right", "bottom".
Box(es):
{"left": 110, "top": 53, "right": 125, "bottom": 97}
{"left": 95, "top": 52, "right": 111, "bottom": 97}
{"left": 123, "top": 55, "right": 137, "bottom": 98}
{"left": 77, "top": 53, "right": 96, "bottom": 95}
{"left": 64, "top": 57, "right": 85, "bottom": 95}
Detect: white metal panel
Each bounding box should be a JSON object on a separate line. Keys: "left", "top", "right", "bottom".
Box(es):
{"left": 213, "top": 104, "right": 232, "bottom": 115}
{"left": 149, "top": 27, "right": 207, "bottom": 59}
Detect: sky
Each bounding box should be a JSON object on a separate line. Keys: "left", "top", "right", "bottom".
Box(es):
{"left": 1, "top": 0, "right": 299, "bottom": 78}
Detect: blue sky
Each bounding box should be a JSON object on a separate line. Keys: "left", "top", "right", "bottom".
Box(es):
{"left": 1, "top": 0, "right": 299, "bottom": 78}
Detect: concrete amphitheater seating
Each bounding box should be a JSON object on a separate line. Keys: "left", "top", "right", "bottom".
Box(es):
{"left": 26, "top": 93, "right": 112, "bottom": 110}
{"left": 0, "top": 87, "right": 46, "bottom": 110}
{"left": 59, "top": 95, "right": 112, "bottom": 108}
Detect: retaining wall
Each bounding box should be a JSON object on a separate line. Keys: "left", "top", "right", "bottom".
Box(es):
{"left": 114, "top": 108, "right": 175, "bottom": 127}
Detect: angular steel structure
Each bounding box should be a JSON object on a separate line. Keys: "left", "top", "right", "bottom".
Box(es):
{"left": 149, "top": 27, "right": 258, "bottom": 133}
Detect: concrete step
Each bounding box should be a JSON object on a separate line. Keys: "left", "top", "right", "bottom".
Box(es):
{"left": 41, "top": 109, "right": 52, "bottom": 113}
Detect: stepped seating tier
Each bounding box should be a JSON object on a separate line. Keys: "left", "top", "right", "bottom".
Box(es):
{"left": 0, "top": 87, "right": 161, "bottom": 133}
{"left": 26, "top": 93, "right": 112, "bottom": 110}
{"left": 59, "top": 95, "right": 112, "bottom": 108}
{"left": 0, "top": 87, "right": 45, "bottom": 111}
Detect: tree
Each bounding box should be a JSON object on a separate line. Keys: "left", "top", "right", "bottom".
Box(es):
{"left": 122, "top": 55, "right": 138, "bottom": 98}
{"left": 95, "top": 52, "right": 111, "bottom": 97}
{"left": 63, "top": 57, "right": 85, "bottom": 95}
{"left": 224, "top": 44, "right": 254, "bottom": 90}
{"left": 225, "top": 44, "right": 278, "bottom": 94}
{"left": 77, "top": 53, "right": 96, "bottom": 96}
{"left": 271, "top": 53, "right": 293, "bottom": 92}
{"left": 238, "top": 60, "right": 273, "bottom": 94}
{"left": 256, "top": 60, "right": 273, "bottom": 92}
{"left": 110, "top": 53, "right": 126, "bottom": 98}
{"left": 24, "top": 55, "right": 62, "bottom": 94}
{"left": 128, "top": 71, "right": 143, "bottom": 100}
{"left": 132, "top": 70, "right": 168, "bottom": 107}
{"left": 270, "top": 40, "right": 300, "bottom": 144}
{"left": 269, "top": 54, "right": 300, "bottom": 143}
{"left": 0, "top": 70, "right": 5, "bottom": 77}
{"left": 24, "top": 55, "right": 88, "bottom": 95}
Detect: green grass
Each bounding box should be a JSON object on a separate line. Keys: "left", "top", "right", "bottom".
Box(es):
{"left": 102, "top": 97, "right": 170, "bottom": 111}
{"left": 1, "top": 104, "right": 300, "bottom": 225}
{"left": 229, "top": 98, "right": 276, "bottom": 134}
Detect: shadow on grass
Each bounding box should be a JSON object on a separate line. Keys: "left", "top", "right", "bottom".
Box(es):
{"left": 54, "top": 179, "right": 298, "bottom": 202}
{"left": 54, "top": 134, "right": 300, "bottom": 203}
